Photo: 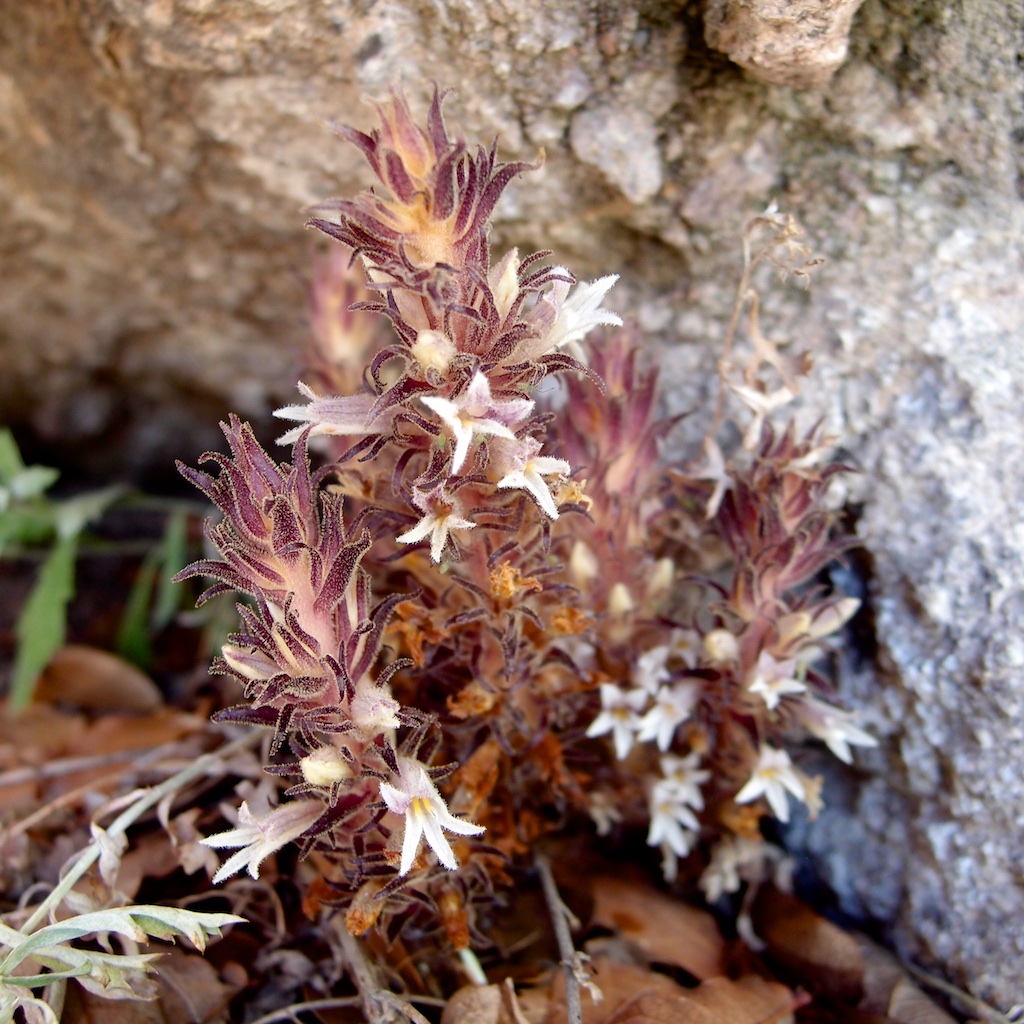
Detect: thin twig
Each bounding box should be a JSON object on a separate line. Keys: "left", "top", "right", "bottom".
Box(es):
{"left": 902, "top": 960, "right": 1014, "bottom": 1024}
{"left": 336, "top": 924, "right": 435, "bottom": 1024}
{"left": 534, "top": 850, "right": 592, "bottom": 1024}
{"left": 248, "top": 996, "right": 362, "bottom": 1024}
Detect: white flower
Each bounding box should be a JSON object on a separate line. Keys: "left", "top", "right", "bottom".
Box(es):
{"left": 797, "top": 698, "right": 878, "bottom": 765}
{"left": 647, "top": 781, "right": 700, "bottom": 857}
{"left": 585, "top": 683, "right": 647, "bottom": 760}
{"left": 746, "top": 651, "right": 806, "bottom": 711}
{"left": 495, "top": 439, "right": 571, "bottom": 519}
{"left": 396, "top": 487, "right": 476, "bottom": 563}
{"left": 378, "top": 758, "right": 485, "bottom": 875}
{"left": 531, "top": 273, "right": 623, "bottom": 361}
{"left": 202, "top": 799, "right": 324, "bottom": 884}
{"left": 699, "top": 836, "right": 771, "bottom": 903}
{"left": 420, "top": 372, "right": 533, "bottom": 474}
{"left": 671, "top": 628, "right": 703, "bottom": 670}
{"left": 350, "top": 680, "right": 401, "bottom": 736}
{"left": 734, "top": 746, "right": 806, "bottom": 823}
{"left": 636, "top": 681, "right": 700, "bottom": 751}
{"left": 633, "top": 646, "right": 671, "bottom": 695}
{"left": 730, "top": 384, "right": 796, "bottom": 451}
{"left": 588, "top": 791, "right": 623, "bottom": 837}
{"left": 658, "top": 752, "right": 711, "bottom": 810}
{"left": 274, "top": 382, "right": 380, "bottom": 445}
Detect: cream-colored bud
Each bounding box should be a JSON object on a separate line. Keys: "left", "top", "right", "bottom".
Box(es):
{"left": 301, "top": 746, "right": 353, "bottom": 787}
{"left": 490, "top": 248, "right": 520, "bottom": 321}
{"left": 221, "top": 644, "right": 275, "bottom": 681}
{"left": 703, "top": 628, "right": 739, "bottom": 665}
{"left": 569, "top": 540, "right": 599, "bottom": 585}
{"left": 807, "top": 598, "right": 861, "bottom": 640}
{"left": 608, "top": 582, "right": 634, "bottom": 616}
{"left": 410, "top": 330, "right": 457, "bottom": 377}
{"left": 645, "top": 557, "right": 675, "bottom": 601}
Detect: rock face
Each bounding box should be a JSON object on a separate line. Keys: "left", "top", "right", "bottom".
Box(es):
{"left": 2, "top": 0, "right": 1023, "bottom": 1005}
{"left": 704, "top": 0, "right": 868, "bottom": 88}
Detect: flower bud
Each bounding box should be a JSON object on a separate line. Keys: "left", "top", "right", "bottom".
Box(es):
{"left": 703, "top": 628, "right": 739, "bottom": 665}
{"left": 300, "top": 746, "right": 353, "bottom": 787}
{"left": 410, "top": 330, "right": 458, "bottom": 377}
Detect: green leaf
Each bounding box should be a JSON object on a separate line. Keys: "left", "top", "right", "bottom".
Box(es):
{"left": 0, "top": 505, "right": 57, "bottom": 555}
{"left": 9, "top": 536, "right": 77, "bottom": 712}
{"left": 2, "top": 907, "right": 245, "bottom": 973}
{"left": 116, "top": 552, "right": 158, "bottom": 668}
{"left": 116, "top": 508, "right": 191, "bottom": 668}
{"left": 53, "top": 485, "right": 124, "bottom": 540}
{"left": 152, "top": 507, "right": 189, "bottom": 630}
{"left": 8, "top": 466, "right": 59, "bottom": 501}
{"left": 2, "top": 964, "right": 92, "bottom": 987}
{"left": 0, "top": 429, "right": 26, "bottom": 481}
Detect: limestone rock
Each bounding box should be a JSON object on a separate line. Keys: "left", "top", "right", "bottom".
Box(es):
{"left": 704, "top": 0, "right": 868, "bottom": 89}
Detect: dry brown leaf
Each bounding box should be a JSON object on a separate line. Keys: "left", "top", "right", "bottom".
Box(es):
{"left": 590, "top": 875, "right": 727, "bottom": 980}
{"left": 855, "top": 935, "right": 958, "bottom": 1024}
{"left": 61, "top": 950, "right": 239, "bottom": 1024}
{"left": 114, "top": 829, "right": 186, "bottom": 901}
{"left": 605, "top": 975, "right": 795, "bottom": 1024}
{"left": 856, "top": 934, "right": 910, "bottom": 1016}
{"left": 69, "top": 708, "right": 205, "bottom": 758}
{"left": 62, "top": 983, "right": 166, "bottom": 1024}
{"left": 153, "top": 949, "right": 241, "bottom": 1024}
{"left": 443, "top": 984, "right": 510, "bottom": 1024}
{"left": 36, "top": 645, "right": 164, "bottom": 713}
{"left": 751, "top": 885, "right": 864, "bottom": 1002}
{"left": 0, "top": 701, "right": 87, "bottom": 758}
{"left": 887, "top": 978, "right": 959, "bottom": 1024}
{"left": 544, "top": 956, "right": 688, "bottom": 1024}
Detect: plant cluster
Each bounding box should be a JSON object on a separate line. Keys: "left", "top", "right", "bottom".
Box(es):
{"left": 177, "top": 87, "right": 875, "bottom": 972}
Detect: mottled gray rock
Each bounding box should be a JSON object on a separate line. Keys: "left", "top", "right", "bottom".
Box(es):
{"left": 570, "top": 99, "right": 665, "bottom": 203}
{"left": 2, "top": 0, "right": 1023, "bottom": 1005}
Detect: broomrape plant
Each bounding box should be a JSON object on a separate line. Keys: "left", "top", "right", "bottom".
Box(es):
{"left": 177, "top": 87, "right": 875, "bottom": 967}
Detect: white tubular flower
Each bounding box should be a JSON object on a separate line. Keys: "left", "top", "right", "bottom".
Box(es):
{"left": 699, "top": 836, "right": 771, "bottom": 903}
{"left": 495, "top": 438, "right": 571, "bottom": 520}
{"left": 636, "top": 681, "right": 700, "bottom": 751}
{"left": 797, "top": 698, "right": 878, "bottom": 764}
{"left": 633, "top": 646, "right": 671, "bottom": 695}
{"left": 396, "top": 487, "right": 476, "bottom": 563}
{"left": 585, "top": 683, "right": 647, "bottom": 760}
{"left": 658, "top": 752, "right": 711, "bottom": 810}
{"left": 421, "top": 372, "right": 534, "bottom": 474}
{"left": 350, "top": 680, "right": 401, "bottom": 737}
{"left": 746, "top": 651, "right": 806, "bottom": 711}
{"left": 202, "top": 799, "right": 324, "bottom": 884}
{"left": 529, "top": 273, "right": 623, "bottom": 361}
{"left": 588, "top": 791, "right": 623, "bottom": 837}
{"left": 734, "top": 746, "right": 806, "bottom": 823}
{"left": 378, "top": 758, "right": 485, "bottom": 876}
{"left": 647, "top": 780, "right": 700, "bottom": 857}
{"left": 274, "top": 382, "right": 379, "bottom": 445}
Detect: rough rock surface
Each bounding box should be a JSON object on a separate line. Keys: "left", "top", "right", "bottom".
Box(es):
{"left": 2, "top": 0, "right": 1023, "bottom": 1005}
{"left": 704, "top": 0, "right": 868, "bottom": 89}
